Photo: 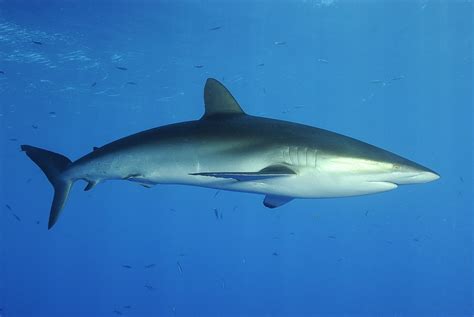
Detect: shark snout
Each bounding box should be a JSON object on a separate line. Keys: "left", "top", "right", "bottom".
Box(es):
{"left": 389, "top": 164, "right": 440, "bottom": 185}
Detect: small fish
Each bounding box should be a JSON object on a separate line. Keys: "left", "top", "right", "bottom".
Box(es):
{"left": 177, "top": 261, "right": 183, "bottom": 274}
{"left": 232, "top": 205, "right": 238, "bottom": 212}
{"left": 116, "top": 66, "right": 128, "bottom": 71}
{"left": 126, "top": 81, "right": 137, "bottom": 85}
{"left": 32, "top": 124, "right": 38, "bottom": 129}
{"left": 91, "top": 82, "right": 97, "bottom": 87}
{"left": 257, "top": 63, "right": 265, "bottom": 67}
{"left": 122, "top": 265, "right": 132, "bottom": 269}
{"left": 328, "top": 235, "right": 336, "bottom": 239}
{"left": 209, "top": 26, "right": 222, "bottom": 31}
{"left": 32, "top": 40, "right": 43, "bottom": 45}
{"left": 113, "top": 310, "right": 123, "bottom": 315}
{"left": 123, "top": 305, "right": 131, "bottom": 309}
{"left": 9, "top": 138, "right": 18, "bottom": 141}
{"left": 5, "top": 204, "right": 11, "bottom": 210}
{"left": 194, "top": 65, "right": 204, "bottom": 69}
{"left": 391, "top": 76, "right": 405, "bottom": 81}
{"left": 13, "top": 213, "right": 21, "bottom": 222}
{"left": 289, "top": 232, "right": 295, "bottom": 236}
{"left": 144, "top": 264, "right": 155, "bottom": 269}
{"left": 0, "top": 70, "right": 4, "bottom": 74}
{"left": 48, "top": 111, "right": 57, "bottom": 117}
{"left": 370, "top": 80, "right": 385, "bottom": 84}
{"left": 365, "top": 210, "right": 369, "bottom": 216}
{"left": 272, "top": 252, "right": 279, "bottom": 256}
{"left": 317, "top": 58, "right": 329, "bottom": 63}
{"left": 144, "top": 284, "right": 154, "bottom": 291}
{"left": 274, "top": 41, "right": 286, "bottom": 45}
{"left": 213, "top": 190, "right": 220, "bottom": 198}
{"left": 214, "top": 208, "right": 219, "bottom": 219}
{"left": 169, "top": 208, "right": 176, "bottom": 212}
{"left": 26, "top": 178, "right": 32, "bottom": 183}
{"left": 459, "top": 176, "right": 464, "bottom": 183}
{"left": 36, "top": 220, "right": 40, "bottom": 225}
{"left": 413, "top": 238, "right": 419, "bottom": 242}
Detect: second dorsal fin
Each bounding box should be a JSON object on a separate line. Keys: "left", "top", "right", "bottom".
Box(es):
{"left": 202, "top": 78, "right": 245, "bottom": 119}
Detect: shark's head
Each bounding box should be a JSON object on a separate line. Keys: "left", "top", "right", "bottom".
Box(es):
{"left": 379, "top": 160, "right": 440, "bottom": 185}
{"left": 316, "top": 150, "right": 440, "bottom": 197}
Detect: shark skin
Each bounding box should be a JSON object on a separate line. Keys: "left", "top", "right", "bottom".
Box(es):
{"left": 21, "top": 78, "right": 439, "bottom": 229}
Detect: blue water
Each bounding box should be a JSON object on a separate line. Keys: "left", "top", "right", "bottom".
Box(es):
{"left": 1, "top": 1, "right": 472, "bottom": 316}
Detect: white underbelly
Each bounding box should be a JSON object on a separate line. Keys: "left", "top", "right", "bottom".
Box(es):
{"left": 151, "top": 170, "right": 398, "bottom": 199}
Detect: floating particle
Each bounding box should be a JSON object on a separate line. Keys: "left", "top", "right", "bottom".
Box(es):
{"left": 126, "top": 81, "right": 137, "bottom": 85}
{"left": 32, "top": 124, "right": 38, "bottom": 129}
{"left": 209, "top": 26, "right": 222, "bottom": 31}
{"left": 144, "top": 264, "right": 155, "bottom": 269}
{"left": 122, "top": 265, "right": 132, "bottom": 269}
{"left": 32, "top": 40, "right": 43, "bottom": 45}
{"left": 48, "top": 111, "right": 57, "bottom": 117}
{"left": 257, "top": 63, "right": 265, "bottom": 67}
{"left": 194, "top": 65, "right": 204, "bottom": 69}
{"left": 116, "top": 66, "right": 128, "bottom": 71}
{"left": 390, "top": 76, "right": 405, "bottom": 81}
{"left": 328, "top": 235, "right": 336, "bottom": 239}
{"left": 272, "top": 252, "right": 279, "bottom": 256}
{"left": 91, "top": 82, "right": 97, "bottom": 87}
{"left": 177, "top": 261, "right": 183, "bottom": 274}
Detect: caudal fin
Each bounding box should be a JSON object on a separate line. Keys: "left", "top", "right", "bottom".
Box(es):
{"left": 21, "top": 145, "right": 73, "bottom": 230}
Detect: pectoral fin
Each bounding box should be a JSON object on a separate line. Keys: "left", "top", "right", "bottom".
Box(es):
{"left": 263, "top": 195, "right": 294, "bottom": 208}
{"left": 190, "top": 165, "right": 296, "bottom": 181}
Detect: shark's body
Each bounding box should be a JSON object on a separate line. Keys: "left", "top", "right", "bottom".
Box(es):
{"left": 22, "top": 78, "right": 439, "bottom": 229}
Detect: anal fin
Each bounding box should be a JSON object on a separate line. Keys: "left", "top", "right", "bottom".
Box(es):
{"left": 84, "top": 180, "right": 98, "bottom": 191}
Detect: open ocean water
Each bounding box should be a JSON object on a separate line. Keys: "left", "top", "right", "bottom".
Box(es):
{"left": 0, "top": 0, "right": 472, "bottom": 316}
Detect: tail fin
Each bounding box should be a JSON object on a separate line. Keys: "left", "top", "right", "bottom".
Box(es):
{"left": 21, "top": 145, "right": 73, "bottom": 230}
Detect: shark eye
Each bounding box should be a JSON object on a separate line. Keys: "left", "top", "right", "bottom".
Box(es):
{"left": 393, "top": 164, "right": 401, "bottom": 170}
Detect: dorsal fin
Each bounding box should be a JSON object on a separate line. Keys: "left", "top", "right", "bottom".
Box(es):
{"left": 202, "top": 78, "right": 245, "bottom": 119}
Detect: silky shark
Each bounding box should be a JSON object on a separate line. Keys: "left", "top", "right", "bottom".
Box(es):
{"left": 22, "top": 78, "right": 439, "bottom": 229}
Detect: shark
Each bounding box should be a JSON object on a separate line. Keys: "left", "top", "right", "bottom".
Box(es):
{"left": 22, "top": 78, "right": 439, "bottom": 229}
